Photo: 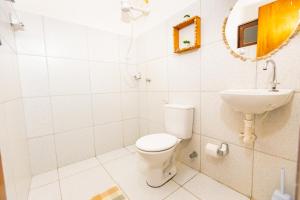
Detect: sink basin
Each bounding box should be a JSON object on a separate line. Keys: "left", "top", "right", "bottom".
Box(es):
{"left": 220, "top": 89, "right": 294, "bottom": 114}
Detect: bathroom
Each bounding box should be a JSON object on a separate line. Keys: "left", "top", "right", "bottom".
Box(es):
{"left": 0, "top": 0, "right": 300, "bottom": 199}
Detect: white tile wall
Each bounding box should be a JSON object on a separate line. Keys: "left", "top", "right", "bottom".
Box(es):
{"left": 121, "top": 92, "right": 139, "bottom": 119}
{"left": 47, "top": 58, "right": 90, "bottom": 95}
{"left": 135, "top": 0, "right": 299, "bottom": 199}
{"left": 14, "top": 11, "right": 141, "bottom": 175}
{"left": 15, "top": 11, "right": 45, "bottom": 56}
{"left": 18, "top": 55, "right": 49, "bottom": 97}
{"left": 51, "top": 95, "right": 93, "bottom": 133}
{"left": 0, "top": 5, "right": 31, "bottom": 200}
{"left": 0, "top": 43, "right": 21, "bottom": 102}
{"left": 123, "top": 118, "right": 139, "bottom": 146}
{"left": 23, "top": 97, "right": 53, "bottom": 138}
{"left": 87, "top": 28, "right": 119, "bottom": 62}
{"left": 55, "top": 127, "right": 95, "bottom": 167}
{"left": 92, "top": 93, "right": 122, "bottom": 125}
{"left": 94, "top": 122, "right": 123, "bottom": 155}
{"left": 6, "top": 2, "right": 300, "bottom": 200}
{"left": 44, "top": 18, "right": 88, "bottom": 59}
{"left": 90, "top": 62, "right": 120, "bottom": 93}
{"left": 29, "top": 136, "right": 57, "bottom": 175}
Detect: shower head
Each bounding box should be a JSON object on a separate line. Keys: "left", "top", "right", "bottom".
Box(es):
{"left": 121, "top": 0, "right": 150, "bottom": 22}
{"left": 121, "top": 0, "right": 131, "bottom": 12}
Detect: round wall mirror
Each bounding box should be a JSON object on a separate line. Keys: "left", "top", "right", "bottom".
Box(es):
{"left": 224, "top": 0, "right": 300, "bottom": 61}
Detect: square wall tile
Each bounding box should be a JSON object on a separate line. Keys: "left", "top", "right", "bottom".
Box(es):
{"left": 252, "top": 151, "right": 297, "bottom": 200}
{"left": 201, "top": 42, "right": 256, "bottom": 91}
{"left": 256, "top": 35, "right": 300, "bottom": 92}
{"left": 137, "top": 63, "right": 147, "bottom": 91}
{"left": 87, "top": 28, "right": 118, "bottom": 62}
{"left": 122, "top": 92, "right": 139, "bottom": 120}
{"left": 135, "top": 23, "right": 168, "bottom": 62}
{"left": 55, "top": 127, "right": 95, "bottom": 167}
{"left": 255, "top": 94, "right": 300, "bottom": 161}
{"left": 167, "top": 51, "right": 201, "bottom": 91}
{"left": 2, "top": 99, "right": 31, "bottom": 199}
{"left": 44, "top": 17, "right": 88, "bottom": 59}
{"left": 201, "top": 0, "right": 237, "bottom": 45}
{"left": 139, "top": 92, "right": 148, "bottom": 119}
{"left": 139, "top": 118, "right": 149, "bottom": 137}
{"left": 28, "top": 136, "right": 57, "bottom": 175}
{"left": 123, "top": 119, "right": 139, "bottom": 146}
{"left": 52, "top": 95, "right": 93, "bottom": 133}
{"left": 18, "top": 55, "right": 49, "bottom": 97}
{"left": 201, "top": 136, "right": 253, "bottom": 196}
{"left": 176, "top": 134, "right": 201, "bottom": 170}
{"left": 15, "top": 11, "right": 45, "bottom": 56}
{"left": 148, "top": 120, "right": 165, "bottom": 134}
{"left": 90, "top": 61, "right": 120, "bottom": 93}
{"left": 145, "top": 59, "right": 168, "bottom": 91}
{"left": 147, "top": 92, "right": 169, "bottom": 124}
{"left": 48, "top": 58, "right": 90, "bottom": 95}
{"left": 94, "top": 122, "right": 123, "bottom": 155}
{"left": 201, "top": 92, "right": 247, "bottom": 147}
{"left": 23, "top": 97, "right": 53, "bottom": 138}
{"left": 169, "top": 92, "right": 201, "bottom": 134}
{"left": 0, "top": 7, "right": 17, "bottom": 51}
{"left": 0, "top": 44, "right": 21, "bottom": 102}
{"left": 120, "top": 64, "right": 139, "bottom": 92}
{"left": 119, "top": 35, "right": 137, "bottom": 64}
{"left": 92, "top": 93, "right": 121, "bottom": 125}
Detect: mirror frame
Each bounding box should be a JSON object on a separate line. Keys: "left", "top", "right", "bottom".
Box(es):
{"left": 222, "top": 11, "right": 300, "bottom": 62}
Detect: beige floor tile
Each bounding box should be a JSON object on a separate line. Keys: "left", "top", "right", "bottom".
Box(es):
{"left": 184, "top": 173, "right": 249, "bottom": 200}
{"left": 60, "top": 166, "right": 115, "bottom": 200}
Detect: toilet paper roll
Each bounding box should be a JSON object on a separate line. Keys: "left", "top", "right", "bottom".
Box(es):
{"left": 205, "top": 143, "right": 219, "bottom": 158}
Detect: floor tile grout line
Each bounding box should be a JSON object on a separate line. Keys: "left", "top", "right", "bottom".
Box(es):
{"left": 96, "top": 157, "right": 132, "bottom": 200}
{"left": 30, "top": 147, "right": 135, "bottom": 187}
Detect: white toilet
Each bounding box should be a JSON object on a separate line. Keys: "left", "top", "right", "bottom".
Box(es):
{"left": 136, "top": 104, "right": 194, "bottom": 188}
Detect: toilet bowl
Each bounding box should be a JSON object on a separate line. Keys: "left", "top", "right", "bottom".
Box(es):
{"left": 136, "top": 104, "right": 194, "bottom": 188}
{"left": 136, "top": 133, "right": 180, "bottom": 187}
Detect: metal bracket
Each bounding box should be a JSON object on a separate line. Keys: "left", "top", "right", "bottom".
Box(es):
{"left": 217, "top": 143, "right": 229, "bottom": 156}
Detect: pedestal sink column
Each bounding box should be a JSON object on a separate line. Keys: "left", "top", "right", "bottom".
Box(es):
{"left": 241, "top": 114, "right": 256, "bottom": 144}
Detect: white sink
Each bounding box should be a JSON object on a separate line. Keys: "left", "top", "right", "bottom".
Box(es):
{"left": 220, "top": 89, "right": 294, "bottom": 114}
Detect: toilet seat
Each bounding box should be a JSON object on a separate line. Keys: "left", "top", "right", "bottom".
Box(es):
{"left": 136, "top": 133, "right": 178, "bottom": 152}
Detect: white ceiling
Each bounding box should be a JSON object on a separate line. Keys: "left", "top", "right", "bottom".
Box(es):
{"left": 15, "top": 0, "right": 198, "bottom": 36}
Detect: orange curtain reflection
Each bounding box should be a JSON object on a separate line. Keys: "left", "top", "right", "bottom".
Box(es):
{"left": 257, "top": 0, "right": 300, "bottom": 57}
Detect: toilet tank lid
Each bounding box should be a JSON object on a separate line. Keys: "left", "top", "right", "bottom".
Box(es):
{"left": 164, "top": 104, "right": 194, "bottom": 110}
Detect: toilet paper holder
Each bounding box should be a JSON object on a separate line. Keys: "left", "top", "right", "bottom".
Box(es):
{"left": 217, "top": 143, "right": 229, "bottom": 157}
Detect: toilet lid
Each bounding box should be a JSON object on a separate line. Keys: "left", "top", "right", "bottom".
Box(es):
{"left": 136, "top": 133, "right": 178, "bottom": 152}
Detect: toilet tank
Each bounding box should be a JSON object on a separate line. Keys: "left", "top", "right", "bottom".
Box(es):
{"left": 164, "top": 104, "right": 194, "bottom": 139}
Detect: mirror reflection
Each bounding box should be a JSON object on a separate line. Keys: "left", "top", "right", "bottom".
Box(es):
{"left": 224, "top": 0, "right": 300, "bottom": 60}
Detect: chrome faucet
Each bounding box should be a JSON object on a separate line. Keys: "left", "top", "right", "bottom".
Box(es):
{"left": 262, "top": 59, "right": 279, "bottom": 92}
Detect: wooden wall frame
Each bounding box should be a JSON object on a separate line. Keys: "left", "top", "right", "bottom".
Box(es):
{"left": 173, "top": 16, "right": 201, "bottom": 54}
{"left": 238, "top": 19, "right": 258, "bottom": 48}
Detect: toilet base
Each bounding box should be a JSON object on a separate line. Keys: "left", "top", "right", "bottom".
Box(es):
{"left": 146, "top": 165, "right": 177, "bottom": 188}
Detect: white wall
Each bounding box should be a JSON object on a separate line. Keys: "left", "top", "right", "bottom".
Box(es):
{"left": 0, "top": 1, "right": 31, "bottom": 200}
{"left": 15, "top": 11, "right": 140, "bottom": 175}
{"left": 135, "top": 0, "right": 300, "bottom": 199}
{"left": 14, "top": 0, "right": 198, "bottom": 36}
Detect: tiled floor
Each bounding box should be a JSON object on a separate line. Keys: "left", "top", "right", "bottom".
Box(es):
{"left": 28, "top": 146, "right": 249, "bottom": 200}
